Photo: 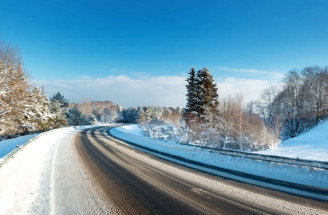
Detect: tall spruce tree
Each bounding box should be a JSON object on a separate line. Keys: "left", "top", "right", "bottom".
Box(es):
{"left": 184, "top": 67, "right": 219, "bottom": 125}
{"left": 184, "top": 68, "right": 199, "bottom": 121}
{"left": 196, "top": 68, "right": 219, "bottom": 123}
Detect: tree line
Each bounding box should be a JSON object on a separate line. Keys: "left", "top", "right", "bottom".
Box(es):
{"left": 0, "top": 44, "right": 65, "bottom": 138}
{"left": 119, "top": 106, "right": 182, "bottom": 125}
{"left": 253, "top": 66, "right": 328, "bottom": 139}
{"left": 144, "top": 66, "right": 328, "bottom": 150}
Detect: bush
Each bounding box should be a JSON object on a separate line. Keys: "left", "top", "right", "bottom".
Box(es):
{"left": 140, "top": 97, "right": 280, "bottom": 152}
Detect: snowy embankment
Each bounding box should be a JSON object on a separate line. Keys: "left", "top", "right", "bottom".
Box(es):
{"left": 110, "top": 124, "right": 328, "bottom": 196}
{"left": 0, "top": 126, "right": 90, "bottom": 215}
{"left": 0, "top": 134, "right": 39, "bottom": 162}
{"left": 0, "top": 128, "right": 69, "bottom": 214}
{"left": 0, "top": 125, "right": 99, "bottom": 165}
{"left": 256, "top": 120, "right": 328, "bottom": 161}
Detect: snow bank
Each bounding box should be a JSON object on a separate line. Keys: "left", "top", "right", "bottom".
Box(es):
{"left": 0, "top": 125, "right": 107, "bottom": 215}
{"left": 110, "top": 125, "right": 328, "bottom": 193}
{"left": 116, "top": 124, "right": 143, "bottom": 137}
{"left": 69, "top": 125, "right": 100, "bottom": 131}
{"left": 117, "top": 123, "right": 328, "bottom": 162}
{"left": 0, "top": 134, "right": 38, "bottom": 159}
{"left": 0, "top": 128, "right": 68, "bottom": 214}
{"left": 0, "top": 125, "right": 99, "bottom": 163}
{"left": 257, "top": 120, "right": 328, "bottom": 161}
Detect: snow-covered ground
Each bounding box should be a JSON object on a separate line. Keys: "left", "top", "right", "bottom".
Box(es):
{"left": 111, "top": 124, "right": 328, "bottom": 198}
{"left": 0, "top": 125, "right": 99, "bottom": 164}
{"left": 116, "top": 123, "right": 328, "bottom": 162}
{"left": 0, "top": 128, "right": 67, "bottom": 214}
{"left": 116, "top": 124, "right": 143, "bottom": 136}
{"left": 256, "top": 120, "right": 328, "bottom": 161}
{"left": 0, "top": 134, "right": 39, "bottom": 159}
{"left": 0, "top": 126, "right": 113, "bottom": 215}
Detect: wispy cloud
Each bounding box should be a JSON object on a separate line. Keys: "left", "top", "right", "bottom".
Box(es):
{"left": 35, "top": 74, "right": 282, "bottom": 107}
{"left": 215, "top": 67, "right": 284, "bottom": 80}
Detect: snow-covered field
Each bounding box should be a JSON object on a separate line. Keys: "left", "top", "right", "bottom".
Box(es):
{"left": 111, "top": 124, "right": 328, "bottom": 198}
{"left": 256, "top": 120, "right": 328, "bottom": 161}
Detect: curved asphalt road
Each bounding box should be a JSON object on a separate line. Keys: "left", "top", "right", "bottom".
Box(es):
{"left": 60, "top": 126, "right": 328, "bottom": 215}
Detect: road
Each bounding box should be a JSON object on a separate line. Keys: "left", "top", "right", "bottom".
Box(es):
{"left": 59, "top": 126, "right": 327, "bottom": 215}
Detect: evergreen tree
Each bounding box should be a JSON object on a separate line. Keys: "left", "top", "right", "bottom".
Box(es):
{"left": 67, "top": 106, "right": 94, "bottom": 126}
{"left": 49, "top": 99, "right": 69, "bottom": 128}
{"left": 184, "top": 68, "right": 198, "bottom": 117}
{"left": 0, "top": 44, "right": 32, "bottom": 136}
{"left": 27, "top": 86, "right": 53, "bottom": 131}
{"left": 196, "top": 68, "right": 219, "bottom": 124}
{"left": 184, "top": 68, "right": 200, "bottom": 124}
{"left": 49, "top": 92, "right": 69, "bottom": 128}
{"left": 50, "top": 92, "right": 69, "bottom": 109}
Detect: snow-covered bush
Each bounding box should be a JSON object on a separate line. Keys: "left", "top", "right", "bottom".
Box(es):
{"left": 140, "top": 119, "right": 189, "bottom": 143}
{"left": 141, "top": 118, "right": 279, "bottom": 152}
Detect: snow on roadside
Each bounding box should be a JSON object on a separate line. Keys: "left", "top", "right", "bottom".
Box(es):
{"left": 69, "top": 125, "right": 100, "bottom": 131}
{"left": 256, "top": 120, "right": 328, "bottom": 161}
{"left": 0, "top": 128, "right": 68, "bottom": 215}
{"left": 0, "top": 134, "right": 38, "bottom": 159}
{"left": 116, "top": 124, "right": 143, "bottom": 137}
{"left": 110, "top": 125, "right": 328, "bottom": 190}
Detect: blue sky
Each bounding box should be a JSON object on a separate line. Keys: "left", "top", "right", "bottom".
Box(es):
{"left": 1, "top": 0, "right": 328, "bottom": 106}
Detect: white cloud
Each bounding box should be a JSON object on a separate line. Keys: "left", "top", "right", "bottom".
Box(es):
{"left": 35, "top": 75, "right": 187, "bottom": 107}
{"left": 217, "top": 77, "right": 282, "bottom": 102}
{"left": 35, "top": 75, "right": 282, "bottom": 107}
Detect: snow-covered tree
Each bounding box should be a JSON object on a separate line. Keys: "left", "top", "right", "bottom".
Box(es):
{"left": 67, "top": 106, "right": 94, "bottom": 126}
{"left": 136, "top": 107, "right": 145, "bottom": 123}
{"left": 49, "top": 99, "right": 68, "bottom": 128}
{"left": 301, "top": 66, "right": 328, "bottom": 125}
{"left": 50, "top": 92, "right": 69, "bottom": 109}
{"left": 256, "top": 86, "right": 279, "bottom": 128}
{"left": 264, "top": 66, "right": 328, "bottom": 139}
{"left": 196, "top": 68, "right": 219, "bottom": 125}
{"left": 0, "top": 44, "right": 32, "bottom": 137}
{"left": 184, "top": 68, "right": 219, "bottom": 126}
{"left": 26, "top": 86, "right": 53, "bottom": 131}
{"left": 184, "top": 68, "right": 199, "bottom": 121}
